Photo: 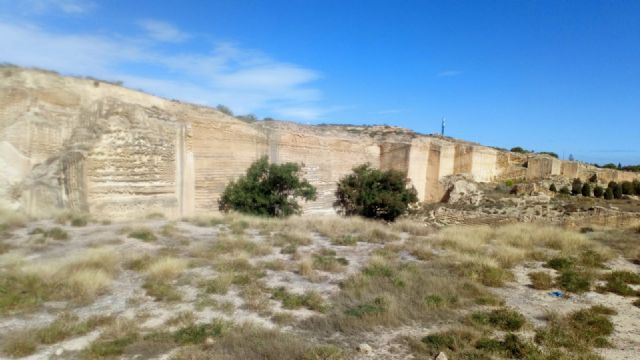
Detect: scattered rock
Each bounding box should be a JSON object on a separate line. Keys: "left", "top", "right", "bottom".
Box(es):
{"left": 510, "top": 182, "right": 538, "bottom": 196}
{"left": 55, "top": 348, "right": 64, "bottom": 356}
{"left": 205, "top": 337, "right": 215, "bottom": 345}
{"left": 357, "top": 343, "right": 373, "bottom": 355}
{"left": 435, "top": 351, "right": 448, "bottom": 360}
{"left": 441, "top": 175, "right": 484, "bottom": 205}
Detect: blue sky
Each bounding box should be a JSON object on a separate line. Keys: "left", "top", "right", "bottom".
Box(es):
{"left": 1, "top": 1, "right": 639, "bottom": 164}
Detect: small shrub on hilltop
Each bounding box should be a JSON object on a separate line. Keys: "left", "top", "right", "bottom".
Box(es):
{"left": 334, "top": 163, "right": 418, "bottom": 221}
{"left": 218, "top": 156, "right": 317, "bottom": 217}
{"left": 549, "top": 183, "right": 557, "bottom": 192}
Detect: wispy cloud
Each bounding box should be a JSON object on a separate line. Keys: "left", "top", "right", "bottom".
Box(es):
{"left": 437, "top": 69, "right": 463, "bottom": 77}
{"left": 2, "top": 0, "right": 95, "bottom": 15}
{"left": 138, "top": 19, "right": 189, "bottom": 43}
{"left": 0, "top": 19, "right": 326, "bottom": 119}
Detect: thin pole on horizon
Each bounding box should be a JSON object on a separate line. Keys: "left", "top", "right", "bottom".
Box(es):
{"left": 441, "top": 117, "right": 446, "bottom": 136}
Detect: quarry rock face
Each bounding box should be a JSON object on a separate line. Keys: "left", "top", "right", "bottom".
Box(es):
{"left": 1, "top": 67, "right": 638, "bottom": 219}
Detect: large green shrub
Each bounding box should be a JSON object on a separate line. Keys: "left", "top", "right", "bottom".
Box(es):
{"left": 334, "top": 164, "right": 417, "bottom": 221}
{"left": 593, "top": 186, "right": 604, "bottom": 198}
{"left": 621, "top": 181, "right": 635, "bottom": 195}
{"left": 604, "top": 187, "right": 614, "bottom": 200}
{"left": 613, "top": 183, "right": 623, "bottom": 199}
{"left": 581, "top": 183, "right": 592, "bottom": 197}
{"left": 571, "top": 178, "right": 583, "bottom": 196}
{"left": 218, "top": 156, "right": 317, "bottom": 217}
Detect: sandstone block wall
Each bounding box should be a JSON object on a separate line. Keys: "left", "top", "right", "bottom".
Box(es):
{"left": 1, "top": 68, "right": 638, "bottom": 218}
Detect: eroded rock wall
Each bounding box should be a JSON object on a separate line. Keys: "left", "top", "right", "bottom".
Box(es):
{"left": 1, "top": 67, "right": 638, "bottom": 218}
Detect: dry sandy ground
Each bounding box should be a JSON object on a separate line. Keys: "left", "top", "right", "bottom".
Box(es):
{"left": 0, "top": 218, "right": 639, "bottom": 359}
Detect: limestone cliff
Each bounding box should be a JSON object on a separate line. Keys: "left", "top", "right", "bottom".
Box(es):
{"left": 1, "top": 67, "right": 638, "bottom": 219}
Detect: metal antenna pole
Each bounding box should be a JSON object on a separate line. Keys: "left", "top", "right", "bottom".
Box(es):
{"left": 441, "top": 117, "right": 446, "bottom": 136}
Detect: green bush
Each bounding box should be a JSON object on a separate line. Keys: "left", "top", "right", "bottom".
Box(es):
{"left": 571, "top": 178, "right": 582, "bottom": 196}
{"left": 604, "top": 187, "right": 614, "bottom": 200}
{"left": 621, "top": 181, "right": 635, "bottom": 195}
{"left": 510, "top": 147, "right": 529, "bottom": 154}
{"left": 215, "top": 104, "right": 233, "bottom": 116}
{"left": 218, "top": 156, "right": 317, "bottom": 217}
{"left": 581, "top": 182, "right": 592, "bottom": 197}
{"left": 549, "top": 184, "right": 557, "bottom": 192}
{"left": 634, "top": 180, "right": 640, "bottom": 195}
{"left": 559, "top": 186, "right": 571, "bottom": 195}
{"left": 613, "top": 183, "right": 623, "bottom": 199}
{"left": 334, "top": 164, "right": 418, "bottom": 221}
{"left": 593, "top": 186, "right": 604, "bottom": 198}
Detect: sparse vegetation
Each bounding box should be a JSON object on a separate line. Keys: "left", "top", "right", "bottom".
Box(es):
{"left": 128, "top": 227, "right": 157, "bottom": 242}
{"left": 1, "top": 214, "right": 638, "bottom": 359}
{"left": 528, "top": 271, "right": 554, "bottom": 290}
{"left": 470, "top": 308, "right": 526, "bottom": 331}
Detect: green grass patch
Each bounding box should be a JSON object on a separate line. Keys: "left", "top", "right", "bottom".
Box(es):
{"left": 344, "top": 297, "right": 387, "bottom": 318}
{"left": 271, "top": 287, "right": 325, "bottom": 312}
{"left": 470, "top": 308, "right": 526, "bottom": 331}
{"left": 173, "top": 320, "right": 226, "bottom": 344}
{"left": 545, "top": 257, "right": 574, "bottom": 271}
{"left": 312, "top": 248, "right": 349, "bottom": 272}
{"left": 535, "top": 306, "right": 615, "bottom": 354}
{"left": 557, "top": 270, "right": 592, "bottom": 293}
{"left": 128, "top": 228, "right": 157, "bottom": 242}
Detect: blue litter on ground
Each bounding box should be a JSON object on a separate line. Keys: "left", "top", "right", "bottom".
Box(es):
{"left": 548, "top": 291, "right": 564, "bottom": 298}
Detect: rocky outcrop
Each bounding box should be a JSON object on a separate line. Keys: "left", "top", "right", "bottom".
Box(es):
{"left": 1, "top": 67, "right": 638, "bottom": 219}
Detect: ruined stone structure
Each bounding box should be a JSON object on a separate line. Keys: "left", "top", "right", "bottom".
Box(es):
{"left": 1, "top": 67, "right": 638, "bottom": 219}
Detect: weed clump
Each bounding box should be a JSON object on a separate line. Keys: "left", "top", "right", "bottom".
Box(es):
{"left": 272, "top": 287, "right": 325, "bottom": 312}
{"left": 174, "top": 320, "right": 226, "bottom": 344}
{"left": 556, "top": 270, "right": 592, "bottom": 293}
{"left": 528, "top": 271, "right": 554, "bottom": 290}
{"left": 535, "top": 306, "right": 615, "bottom": 354}
{"left": 128, "top": 228, "right": 157, "bottom": 242}
{"left": 470, "top": 308, "right": 526, "bottom": 331}
{"left": 344, "top": 297, "right": 387, "bottom": 318}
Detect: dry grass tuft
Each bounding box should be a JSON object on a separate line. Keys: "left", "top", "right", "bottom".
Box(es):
{"left": 145, "top": 257, "right": 188, "bottom": 281}
{"left": 435, "top": 223, "right": 610, "bottom": 271}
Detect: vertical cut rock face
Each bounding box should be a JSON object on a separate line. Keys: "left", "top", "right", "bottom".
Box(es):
{"left": 1, "top": 67, "right": 638, "bottom": 219}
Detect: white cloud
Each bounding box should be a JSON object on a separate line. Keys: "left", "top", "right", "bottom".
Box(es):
{"left": 0, "top": 20, "right": 326, "bottom": 119}
{"left": 437, "top": 70, "right": 463, "bottom": 77}
{"left": 4, "top": 0, "right": 95, "bottom": 14}
{"left": 138, "top": 19, "right": 189, "bottom": 43}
